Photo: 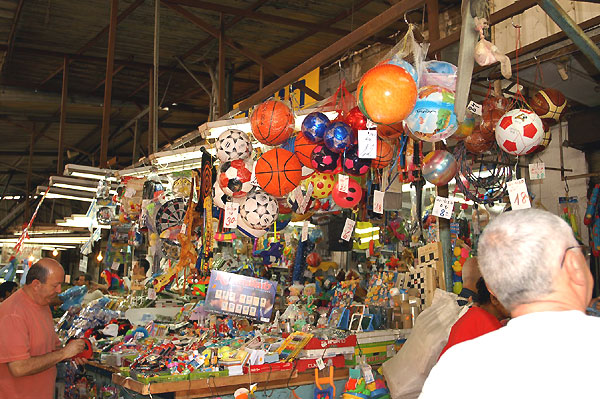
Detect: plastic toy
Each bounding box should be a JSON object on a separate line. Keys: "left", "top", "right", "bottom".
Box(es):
{"left": 314, "top": 366, "right": 336, "bottom": 399}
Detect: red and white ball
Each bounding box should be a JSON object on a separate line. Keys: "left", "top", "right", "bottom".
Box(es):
{"left": 218, "top": 159, "right": 254, "bottom": 198}
{"left": 495, "top": 109, "right": 544, "bottom": 156}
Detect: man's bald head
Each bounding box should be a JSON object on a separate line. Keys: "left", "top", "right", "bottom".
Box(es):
{"left": 462, "top": 257, "right": 482, "bottom": 290}
{"left": 25, "top": 258, "right": 64, "bottom": 285}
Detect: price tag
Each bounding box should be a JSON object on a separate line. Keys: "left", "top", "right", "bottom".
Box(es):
{"left": 341, "top": 218, "right": 356, "bottom": 241}
{"left": 111, "top": 261, "right": 120, "bottom": 271}
{"left": 304, "top": 269, "right": 313, "bottom": 278}
{"left": 224, "top": 202, "right": 240, "bottom": 229}
{"left": 298, "top": 183, "right": 313, "bottom": 214}
{"left": 301, "top": 221, "right": 309, "bottom": 242}
{"left": 386, "top": 344, "right": 395, "bottom": 358}
{"left": 338, "top": 175, "right": 349, "bottom": 193}
{"left": 507, "top": 178, "right": 531, "bottom": 210}
{"left": 250, "top": 163, "right": 259, "bottom": 186}
{"left": 79, "top": 257, "right": 88, "bottom": 273}
{"left": 528, "top": 162, "right": 546, "bottom": 180}
{"left": 373, "top": 190, "right": 385, "bottom": 214}
{"left": 366, "top": 247, "right": 371, "bottom": 258}
{"left": 316, "top": 357, "right": 325, "bottom": 370}
{"left": 467, "top": 101, "right": 483, "bottom": 116}
{"left": 148, "top": 288, "right": 157, "bottom": 300}
{"left": 358, "top": 130, "right": 377, "bottom": 159}
{"left": 432, "top": 196, "right": 455, "bottom": 219}
{"left": 64, "top": 274, "right": 71, "bottom": 284}
{"left": 361, "top": 364, "right": 375, "bottom": 384}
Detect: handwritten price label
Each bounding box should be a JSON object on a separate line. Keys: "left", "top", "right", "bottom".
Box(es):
{"left": 301, "top": 220, "right": 309, "bottom": 242}
{"left": 507, "top": 178, "right": 531, "bottom": 210}
{"left": 358, "top": 130, "right": 377, "bottom": 159}
{"left": 250, "top": 163, "right": 259, "bottom": 186}
{"left": 467, "top": 101, "right": 483, "bottom": 116}
{"left": 148, "top": 288, "right": 157, "bottom": 300}
{"left": 373, "top": 190, "right": 385, "bottom": 214}
{"left": 341, "top": 218, "right": 356, "bottom": 241}
{"left": 432, "top": 196, "right": 455, "bottom": 219}
{"left": 338, "top": 175, "right": 349, "bottom": 193}
{"left": 224, "top": 202, "right": 240, "bottom": 228}
{"left": 528, "top": 162, "right": 546, "bottom": 180}
{"left": 111, "top": 261, "right": 120, "bottom": 270}
{"left": 79, "top": 257, "right": 88, "bottom": 272}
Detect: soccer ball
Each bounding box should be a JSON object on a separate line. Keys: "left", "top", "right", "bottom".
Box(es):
{"left": 495, "top": 109, "right": 544, "bottom": 156}
{"left": 530, "top": 88, "right": 566, "bottom": 123}
{"left": 218, "top": 159, "right": 253, "bottom": 198}
{"left": 311, "top": 145, "right": 340, "bottom": 173}
{"left": 342, "top": 144, "right": 371, "bottom": 176}
{"left": 212, "top": 181, "right": 230, "bottom": 209}
{"left": 216, "top": 129, "right": 252, "bottom": 162}
{"left": 240, "top": 188, "right": 279, "bottom": 230}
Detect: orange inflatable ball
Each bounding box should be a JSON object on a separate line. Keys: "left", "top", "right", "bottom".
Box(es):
{"left": 358, "top": 64, "right": 417, "bottom": 125}
{"left": 377, "top": 122, "right": 404, "bottom": 141}
{"left": 255, "top": 149, "right": 302, "bottom": 197}
{"left": 371, "top": 139, "right": 394, "bottom": 169}
{"left": 250, "top": 100, "right": 295, "bottom": 146}
{"left": 294, "top": 133, "right": 317, "bottom": 168}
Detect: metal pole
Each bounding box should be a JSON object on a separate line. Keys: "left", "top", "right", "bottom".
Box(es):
{"left": 153, "top": 0, "right": 160, "bottom": 154}
{"left": 218, "top": 13, "right": 225, "bottom": 117}
{"left": 100, "top": 0, "right": 119, "bottom": 168}
{"left": 58, "top": 56, "right": 68, "bottom": 174}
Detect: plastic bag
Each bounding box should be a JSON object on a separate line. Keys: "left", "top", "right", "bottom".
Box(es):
{"left": 381, "top": 289, "right": 466, "bottom": 399}
{"left": 383, "top": 25, "right": 429, "bottom": 87}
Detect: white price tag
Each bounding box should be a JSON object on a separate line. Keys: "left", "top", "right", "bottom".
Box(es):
{"left": 528, "top": 162, "right": 546, "bottom": 180}
{"left": 250, "top": 162, "right": 259, "bottom": 186}
{"left": 301, "top": 220, "right": 309, "bottom": 242}
{"left": 304, "top": 269, "right": 313, "bottom": 278}
{"left": 432, "top": 196, "right": 455, "bottom": 219}
{"left": 341, "top": 218, "right": 356, "bottom": 241}
{"left": 79, "top": 257, "right": 88, "bottom": 272}
{"left": 507, "top": 178, "right": 531, "bottom": 210}
{"left": 316, "top": 357, "right": 325, "bottom": 370}
{"left": 224, "top": 202, "right": 240, "bottom": 229}
{"left": 358, "top": 130, "right": 377, "bottom": 159}
{"left": 298, "top": 183, "right": 313, "bottom": 214}
{"left": 338, "top": 175, "right": 349, "bottom": 193}
{"left": 373, "top": 190, "right": 385, "bottom": 214}
{"left": 111, "top": 261, "right": 120, "bottom": 270}
{"left": 366, "top": 247, "right": 371, "bottom": 258}
{"left": 148, "top": 288, "right": 157, "bottom": 300}
{"left": 467, "top": 101, "right": 483, "bottom": 116}
{"left": 362, "top": 364, "right": 375, "bottom": 384}
{"left": 64, "top": 274, "right": 71, "bottom": 284}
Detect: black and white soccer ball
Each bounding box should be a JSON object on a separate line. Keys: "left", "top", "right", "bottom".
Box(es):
{"left": 240, "top": 188, "right": 279, "bottom": 230}
{"left": 216, "top": 129, "right": 252, "bottom": 162}
{"left": 212, "top": 181, "right": 230, "bottom": 209}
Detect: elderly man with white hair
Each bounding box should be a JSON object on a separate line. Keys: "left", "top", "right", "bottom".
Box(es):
{"left": 420, "top": 209, "right": 599, "bottom": 399}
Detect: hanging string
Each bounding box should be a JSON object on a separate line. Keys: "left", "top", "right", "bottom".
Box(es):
{"left": 511, "top": 20, "right": 531, "bottom": 109}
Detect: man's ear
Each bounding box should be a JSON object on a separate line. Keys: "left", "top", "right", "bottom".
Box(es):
{"left": 563, "top": 250, "right": 587, "bottom": 287}
{"left": 485, "top": 282, "right": 497, "bottom": 298}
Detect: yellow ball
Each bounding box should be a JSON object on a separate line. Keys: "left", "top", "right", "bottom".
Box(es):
{"left": 453, "top": 282, "right": 463, "bottom": 295}
{"left": 453, "top": 247, "right": 461, "bottom": 257}
{"left": 303, "top": 172, "right": 335, "bottom": 199}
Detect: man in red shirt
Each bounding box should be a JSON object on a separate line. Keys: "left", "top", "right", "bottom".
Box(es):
{"left": 440, "top": 276, "right": 509, "bottom": 357}
{"left": 0, "top": 258, "right": 88, "bottom": 399}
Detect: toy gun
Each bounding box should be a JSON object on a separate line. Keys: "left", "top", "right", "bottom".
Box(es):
{"left": 67, "top": 338, "right": 93, "bottom": 360}
{"left": 58, "top": 285, "right": 88, "bottom": 311}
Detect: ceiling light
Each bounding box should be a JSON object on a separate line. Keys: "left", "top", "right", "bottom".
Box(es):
{"left": 37, "top": 186, "right": 95, "bottom": 202}
{"left": 50, "top": 176, "right": 117, "bottom": 195}
{"left": 149, "top": 145, "right": 207, "bottom": 165}
{"left": 97, "top": 252, "right": 103, "bottom": 262}
{"left": 64, "top": 164, "right": 117, "bottom": 181}
{"left": 52, "top": 249, "right": 58, "bottom": 256}
{"left": 56, "top": 214, "right": 111, "bottom": 229}
{"left": 0, "top": 236, "right": 93, "bottom": 245}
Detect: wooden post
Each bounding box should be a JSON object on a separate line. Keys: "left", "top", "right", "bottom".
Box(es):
{"left": 25, "top": 133, "right": 34, "bottom": 220}
{"left": 58, "top": 56, "right": 69, "bottom": 174}
{"left": 218, "top": 13, "right": 225, "bottom": 117}
{"left": 259, "top": 65, "right": 264, "bottom": 89}
{"left": 132, "top": 119, "right": 139, "bottom": 165}
{"left": 152, "top": 0, "right": 160, "bottom": 154}
{"left": 100, "top": 0, "right": 119, "bottom": 168}
{"left": 426, "top": 0, "right": 440, "bottom": 58}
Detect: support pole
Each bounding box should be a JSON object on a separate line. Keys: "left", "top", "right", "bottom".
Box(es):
{"left": 58, "top": 56, "right": 69, "bottom": 175}
{"left": 26, "top": 133, "right": 34, "bottom": 220}
{"left": 218, "top": 13, "right": 226, "bottom": 117}
{"left": 148, "top": 68, "right": 154, "bottom": 156}
{"left": 132, "top": 120, "right": 139, "bottom": 165}
{"left": 100, "top": 0, "right": 119, "bottom": 168}
{"left": 259, "top": 65, "right": 264, "bottom": 89}
{"left": 537, "top": 0, "right": 600, "bottom": 72}
{"left": 426, "top": 0, "right": 440, "bottom": 57}
{"left": 152, "top": 0, "right": 160, "bottom": 154}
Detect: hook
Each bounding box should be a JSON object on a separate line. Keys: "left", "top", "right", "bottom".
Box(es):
{"left": 404, "top": 11, "right": 409, "bottom": 25}
{"left": 511, "top": 17, "right": 521, "bottom": 29}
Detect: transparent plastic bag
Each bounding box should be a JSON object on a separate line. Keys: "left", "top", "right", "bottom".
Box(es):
{"left": 383, "top": 25, "right": 429, "bottom": 87}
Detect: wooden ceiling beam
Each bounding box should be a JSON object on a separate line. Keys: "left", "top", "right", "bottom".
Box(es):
{"left": 93, "top": 64, "right": 127, "bottom": 91}
{"left": 236, "top": 0, "right": 426, "bottom": 112}
{"left": 1, "top": 0, "right": 26, "bottom": 73}
{"left": 37, "top": 0, "right": 146, "bottom": 87}
{"left": 164, "top": 0, "right": 353, "bottom": 37}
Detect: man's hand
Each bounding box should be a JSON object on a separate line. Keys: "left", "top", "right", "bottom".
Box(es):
{"left": 72, "top": 357, "right": 89, "bottom": 366}
{"left": 61, "top": 339, "right": 86, "bottom": 360}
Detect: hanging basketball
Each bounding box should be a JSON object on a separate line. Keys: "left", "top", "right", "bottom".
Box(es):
{"left": 332, "top": 178, "right": 363, "bottom": 208}
{"left": 301, "top": 112, "right": 330, "bottom": 143}
{"left": 530, "top": 88, "right": 566, "bottom": 123}
{"left": 303, "top": 172, "right": 335, "bottom": 199}
{"left": 250, "top": 99, "right": 295, "bottom": 146}
{"left": 377, "top": 122, "right": 404, "bottom": 141}
{"left": 294, "top": 133, "right": 317, "bottom": 167}
{"left": 357, "top": 63, "right": 417, "bottom": 125}
{"left": 255, "top": 148, "right": 303, "bottom": 197}
{"left": 405, "top": 86, "right": 458, "bottom": 142}
{"left": 529, "top": 120, "right": 552, "bottom": 154}
{"left": 371, "top": 139, "right": 394, "bottom": 169}
{"left": 311, "top": 144, "right": 341, "bottom": 174}
{"left": 481, "top": 96, "right": 511, "bottom": 137}
{"left": 495, "top": 109, "right": 544, "bottom": 156}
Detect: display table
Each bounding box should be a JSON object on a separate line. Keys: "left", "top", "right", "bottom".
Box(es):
{"left": 87, "top": 361, "right": 349, "bottom": 399}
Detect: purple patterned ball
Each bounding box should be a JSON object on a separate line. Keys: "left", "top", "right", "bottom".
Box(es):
{"left": 342, "top": 145, "right": 371, "bottom": 176}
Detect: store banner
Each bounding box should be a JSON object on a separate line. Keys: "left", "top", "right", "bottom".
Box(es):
{"left": 204, "top": 270, "right": 277, "bottom": 323}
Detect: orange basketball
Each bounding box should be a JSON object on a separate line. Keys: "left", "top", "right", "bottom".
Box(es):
{"left": 250, "top": 100, "right": 295, "bottom": 146}
{"left": 371, "top": 139, "right": 394, "bottom": 169}
{"left": 358, "top": 64, "right": 417, "bottom": 125}
{"left": 255, "top": 149, "right": 303, "bottom": 197}
{"left": 294, "top": 133, "right": 317, "bottom": 167}
{"left": 377, "top": 122, "right": 404, "bottom": 141}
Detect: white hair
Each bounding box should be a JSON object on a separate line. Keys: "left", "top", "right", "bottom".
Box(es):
{"left": 478, "top": 208, "right": 578, "bottom": 311}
